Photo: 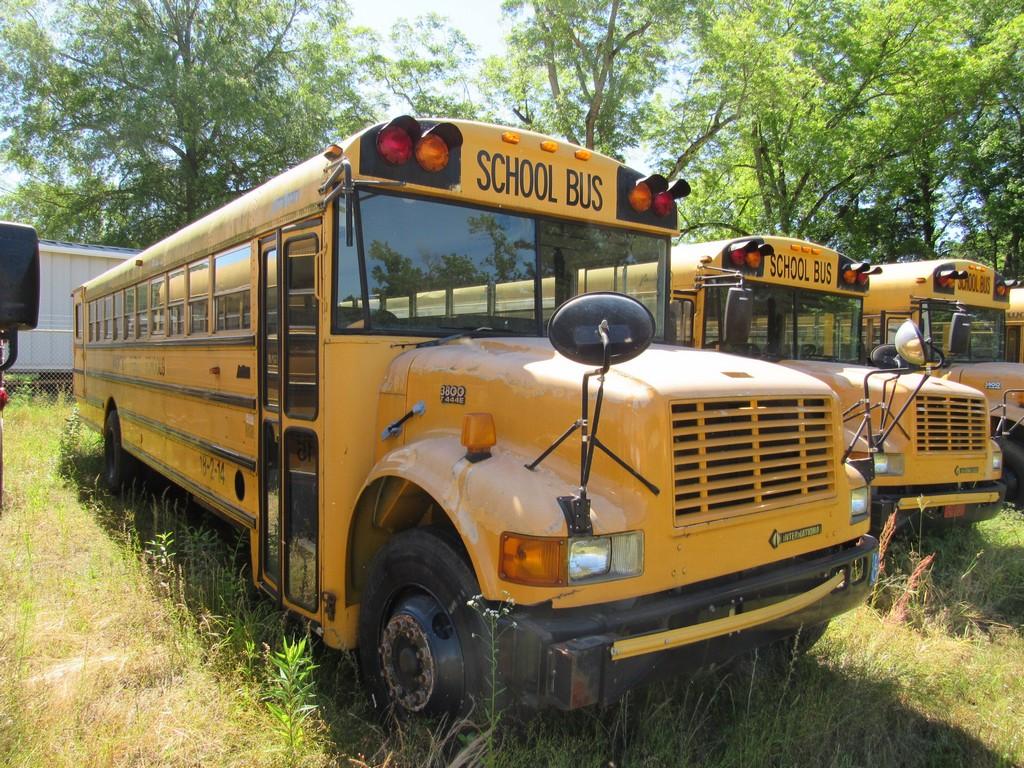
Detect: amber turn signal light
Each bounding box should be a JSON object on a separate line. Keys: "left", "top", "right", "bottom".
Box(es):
{"left": 500, "top": 533, "right": 566, "bottom": 586}
{"left": 461, "top": 413, "right": 496, "bottom": 462}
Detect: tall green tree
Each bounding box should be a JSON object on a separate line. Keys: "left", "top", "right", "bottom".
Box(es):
{"left": 0, "top": 0, "right": 372, "bottom": 246}
{"left": 485, "top": 0, "right": 685, "bottom": 156}
{"left": 362, "top": 14, "right": 480, "bottom": 120}
{"left": 651, "top": 0, "right": 987, "bottom": 250}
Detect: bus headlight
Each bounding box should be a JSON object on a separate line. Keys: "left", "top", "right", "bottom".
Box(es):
{"left": 992, "top": 446, "right": 1003, "bottom": 472}
{"left": 872, "top": 452, "right": 904, "bottom": 476}
{"left": 850, "top": 487, "right": 870, "bottom": 522}
{"left": 568, "top": 531, "right": 643, "bottom": 584}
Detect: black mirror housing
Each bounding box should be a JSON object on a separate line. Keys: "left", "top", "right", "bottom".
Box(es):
{"left": 948, "top": 311, "right": 971, "bottom": 356}
{"left": 722, "top": 286, "right": 752, "bottom": 346}
{"left": 548, "top": 292, "right": 655, "bottom": 368}
{"left": 0, "top": 222, "right": 40, "bottom": 332}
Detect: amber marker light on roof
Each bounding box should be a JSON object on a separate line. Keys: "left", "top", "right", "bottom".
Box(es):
{"left": 500, "top": 533, "right": 567, "bottom": 586}
{"left": 323, "top": 143, "right": 343, "bottom": 160}
{"left": 574, "top": 149, "right": 592, "bottom": 161}
{"left": 540, "top": 140, "right": 558, "bottom": 153}
{"left": 502, "top": 131, "right": 520, "bottom": 145}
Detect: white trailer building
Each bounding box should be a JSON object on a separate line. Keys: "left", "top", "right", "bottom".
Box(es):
{"left": 10, "top": 239, "right": 138, "bottom": 388}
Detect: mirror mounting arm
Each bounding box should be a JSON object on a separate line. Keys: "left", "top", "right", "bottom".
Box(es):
{"left": 0, "top": 331, "right": 18, "bottom": 372}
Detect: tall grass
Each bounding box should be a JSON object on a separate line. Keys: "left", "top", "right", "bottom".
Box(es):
{"left": 2, "top": 396, "right": 1023, "bottom": 767}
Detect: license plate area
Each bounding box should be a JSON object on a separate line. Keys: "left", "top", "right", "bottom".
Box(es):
{"left": 943, "top": 503, "right": 967, "bottom": 519}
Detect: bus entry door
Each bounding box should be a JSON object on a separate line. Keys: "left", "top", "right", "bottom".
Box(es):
{"left": 258, "top": 222, "right": 323, "bottom": 621}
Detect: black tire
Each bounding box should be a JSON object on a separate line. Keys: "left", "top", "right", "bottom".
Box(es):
{"left": 103, "top": 410, "right": 137, "bottom": 494}
{"left": 357, "top": 527, "right": 490, "bottom": 720}
{"left": 1000, "top": 438, "right": 1024, "bottom": 509}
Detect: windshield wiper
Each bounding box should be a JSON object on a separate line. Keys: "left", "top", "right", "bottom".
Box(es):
{"left": 392, "top": 327, "right": 494, "bottom": 349}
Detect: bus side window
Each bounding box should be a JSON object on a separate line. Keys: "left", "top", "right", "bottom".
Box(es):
{"left": 136, "top": 283, "right": 149, "bottom": 338}
{"left": 151, "top": 276, "right": 166, "bottom": 336}
{"left": 124, "top": 286, "right": 135, "bottom": 339}
{"left": 103, "top": 294, "right": 112, "bottom": 340}
{"left": 214, "top": 245, "right": 251, "bottom": 331}
{"left": 188, "top": 258, "right": 210, "bottom": 334}
{"left": 112, "top": 291, "right": 121, "bottom": 341}
{"left": 74, "top": 301, "right": 82, "bottom": 341}
{"left": 168, "top": 268, "right": 185, "bottom": 336}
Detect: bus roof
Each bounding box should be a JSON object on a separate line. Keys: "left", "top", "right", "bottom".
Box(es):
{"left": 864, "top": 258, "right": 1009, "bottom": 313}
{"left": 673, "top": 235, "right": 866, "bottom": 296}
{"left": 80, "top": 118, "right": 680, "bottom": 297}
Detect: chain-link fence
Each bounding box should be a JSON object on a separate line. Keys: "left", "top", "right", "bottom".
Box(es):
{"left": 2, "top": 329, "right": 74, "bottom": 396}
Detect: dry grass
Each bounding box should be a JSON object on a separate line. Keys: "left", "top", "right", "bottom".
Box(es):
{"left": 2, "top": 396, "right": 1023, "bottom": 767}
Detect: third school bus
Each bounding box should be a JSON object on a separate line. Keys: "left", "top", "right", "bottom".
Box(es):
{"left": 74, "top": 117, "right": 876, "bottom": 716}
{"left": 672, "top": 236, "right": 1004, "bottom": 531}
{"left": 864, "top": 259, "right": 1024, "bottom": 506}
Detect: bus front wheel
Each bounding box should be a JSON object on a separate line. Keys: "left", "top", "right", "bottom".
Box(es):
{"left": 103, "top": 410, "right": 137, "bottom": 494}
{"left": 999, "top": 439, "right": 1024, "bottom": 509}
{"left": 357, "top": 527, "right": 489, "bottom": 719}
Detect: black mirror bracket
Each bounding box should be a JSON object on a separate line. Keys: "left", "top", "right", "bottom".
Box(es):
{"left": 995, "top": 389, "right": 1024, "bottom": 437}
{"left": 528, "top": 294, "right": 661, "bottom": 537}
{"left": 0, "top": 330, "right": 18, "bottom": 372}
{"left": 842, "top": 368, "right": 929, "bottom": 462}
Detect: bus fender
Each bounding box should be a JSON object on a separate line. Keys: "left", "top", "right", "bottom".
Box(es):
{"left": 350, "top": 435, "right": 629, "bottom": 601}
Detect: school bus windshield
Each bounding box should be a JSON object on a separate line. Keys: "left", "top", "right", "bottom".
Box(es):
{"left": 706, "top": 285, "right": 861, "bottom": 363}
{"left": 924, "top": 302, "right": 1004, "bottom": 362}
{"left": 333, "top": 191, "right": 666, "bottom": 337}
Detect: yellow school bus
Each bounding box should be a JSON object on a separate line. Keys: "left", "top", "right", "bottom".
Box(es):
{"left": 864, "top": 259, "right": 1024, "bottom": 505}
{"left": 1006, "top": 288, "right": 1024, "bottom": 363}
{"left": 673, "top": 236, "right": 1004, "bottom": 530}
{"left": 74, "top": 118, "right": 876, "bottom": 716}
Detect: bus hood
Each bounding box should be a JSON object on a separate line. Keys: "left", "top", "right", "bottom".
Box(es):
{"left": 779, "top": 359, "right": 992, "bottom": 456}
{"left": 949, "top": 362, "right": 1024, "bottom": 425}
{"left": 379, "top": 338, "right": 846, "bottom": 519}
{"left": 386, "top": 338, "right": 841, "bottom": 403}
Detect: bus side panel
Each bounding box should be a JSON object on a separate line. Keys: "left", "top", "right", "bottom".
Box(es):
{"left": 82, "top": 342, "right": 259, "bottom": 528}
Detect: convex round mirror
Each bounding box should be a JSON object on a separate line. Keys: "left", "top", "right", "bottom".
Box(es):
{"left": 548, "top": 292, "right": 655, "bottom": 367}
{"left": 894, "top": 319, "right": 929, "bottom": 367}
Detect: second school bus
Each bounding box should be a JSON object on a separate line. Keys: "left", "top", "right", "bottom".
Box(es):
{"left": 673, "top": 236, "right": 1004, "bottom": 530}
{"left": 74, "top": 118, "right": 876, "bottom": 715}
{"left": 864, "top": 259, "right": 1024, "bottom": 506}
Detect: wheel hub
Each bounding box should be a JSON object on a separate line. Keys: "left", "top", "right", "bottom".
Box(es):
{"left": 380, "top": 612, "right": 436, "bottom": 712}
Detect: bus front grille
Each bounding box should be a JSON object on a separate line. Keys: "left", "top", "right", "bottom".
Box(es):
{"left": 914, "top": 394, "right": 988, "bottom": 453}
{"left": 671, "top": 397, "right": 836, "bottom": 524}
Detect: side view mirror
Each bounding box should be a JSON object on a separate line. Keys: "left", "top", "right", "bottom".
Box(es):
{"left": 722, "top": 286, "right": 752, "bottom": 346}
{"left": 0, "top": 222, "right": 39, "bottom": 332}
{"left": 0, "top": 222, "right": 40, "bottom": 372}
{"left": 869, "top": 343, "right": 899, "bottom": 369}
{"left": 894, "top": 319, "right": 931, "bottom": 368}
{"left": 534, "top": 291, "right": 660, "bottom": 535}
{"left": 948, "top": 311, "right": 970, "bottom": 356}
{"left": 548, "top": 291, "right": 655, "bottom": 369}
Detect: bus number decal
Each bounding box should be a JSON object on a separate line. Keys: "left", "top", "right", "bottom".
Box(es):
{"left": 200, "top": 454, "right": 225, "bottom": 484}
{"left": 475, "top": 150, "right": 603, "bottom": 211}
{"left": 767, "top": 253, "right": 832, "bottom": 285}
{"left": 440, "top": 384, "right": 466, "bottom": 405}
